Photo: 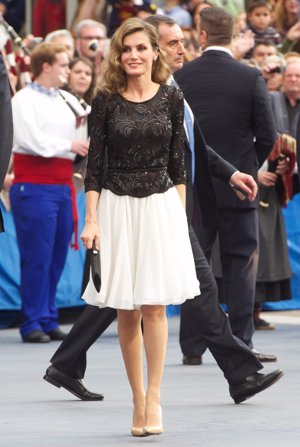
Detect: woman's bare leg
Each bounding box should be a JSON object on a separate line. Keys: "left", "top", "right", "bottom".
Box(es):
{"left": 141, "top": 305, "right": 168, "bottom": 431}
{"left": 117, "top": 309, "right": 145, "bottom": 433}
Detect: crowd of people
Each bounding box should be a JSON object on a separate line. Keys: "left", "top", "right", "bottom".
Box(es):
{"left": 2, "top": 0, "right": 300, "bottom": 438}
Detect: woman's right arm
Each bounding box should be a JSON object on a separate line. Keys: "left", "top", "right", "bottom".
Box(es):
{"left": 81, "top": 92, "right": 107, "bottom": 249}
{"left": 84, "top": 92, "right": 107, "bottom": 193}
{"left": 80, "top": 190, "right": 100, "bottom": 249}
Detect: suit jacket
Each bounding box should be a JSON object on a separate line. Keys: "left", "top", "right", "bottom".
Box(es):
{"left": 0, "top": 55, "right": 13, "bottom": 232}
{"left": 175, "top": 49, "right": 277, "bottom": 209}
{"left": 269, "top": 91, "right": 300, "bottom": 137}
{"left": 185, "top": 117, "right": 235, "bottom": 233}
{"left": 182, "top": 99, "right": 236, "bottom": 259}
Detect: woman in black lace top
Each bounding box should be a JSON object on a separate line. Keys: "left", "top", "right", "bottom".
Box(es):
{"left": 81, "top": 18, "right": 199, "bottom": 437}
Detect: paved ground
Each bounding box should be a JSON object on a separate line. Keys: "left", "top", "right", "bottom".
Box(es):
{"left": 0, "top": 311, "right": 299, "bottom": 447}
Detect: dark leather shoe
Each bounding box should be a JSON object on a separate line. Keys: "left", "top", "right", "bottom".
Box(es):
{"left": 254, "top": 318, "right": 275, "bottom": 331}
{"left": 182, "top": 355, "right": 203, "bottom": 365}
{"left": 252, "top": 348, "right": 277, "bottom": 362}
{"left": 229, "top": 369, "right": 283, "bottom": 404}
{"left": 22, "top": 330, "right": 50, "bottom": 343}
{"left": 43, "top": 365, "right": 104, "bottom": 401}
{"left": 46, "top": 328, "right": 67, "bottom": 341}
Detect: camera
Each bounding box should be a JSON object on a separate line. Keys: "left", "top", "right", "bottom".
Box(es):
{"left": 88, "top": 39, "right": 99, "bottom": 52}
{"left": 269, "top": 66, "right": 282, "bottom": 74}
{"left": 268, "top": 154, "right": 286, "bottom": 173}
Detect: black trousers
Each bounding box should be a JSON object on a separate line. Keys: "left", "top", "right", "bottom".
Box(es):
{"left": 181, "top": 209, "right": 258, "bottom": 357}
{"left": 51, "top": 225, "right": 262, "bottom": 385}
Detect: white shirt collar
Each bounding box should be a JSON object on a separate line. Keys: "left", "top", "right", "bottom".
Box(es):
{"left": 204, "top": 46, "right": 233, "bottom": 57}
{"left": 167, "top": 75, "right": 173, "bottom": 86}
{"left": 29, "top": 82, "right": 59, "bottom": 97}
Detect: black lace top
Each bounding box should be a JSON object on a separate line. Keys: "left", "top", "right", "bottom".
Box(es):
{"left": 85, "top": 84, "right": 186, "bottom": 198}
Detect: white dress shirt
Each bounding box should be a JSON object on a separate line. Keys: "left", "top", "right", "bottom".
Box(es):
{"left": 12, "top": 84, "right": 88, "bottom": 160}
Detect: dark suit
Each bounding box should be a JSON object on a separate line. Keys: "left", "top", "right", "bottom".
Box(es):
{"left": 0, "top": 55, "right": 13, "bottom": 232}
{"left": 50, "top": 88, "right": 262, "bottom": 386}
{"left": 175, "top": 49, "right": 276, "bottom": 351}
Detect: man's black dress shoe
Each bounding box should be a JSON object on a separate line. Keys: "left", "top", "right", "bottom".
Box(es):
{"left": 46, "top": 328, "right": 67, "bottom": 341}
{"left": 229, "top": 369, "right": 283, "bottom": 404}
{"left": 182, "top": 355, "right": 203, "bottom": 365}
{"left": 43, "top": 365, "right": 104, "bottom": 401}
{"left": 22, "top": 330, "right": 50, "bottom": 343}
{"left": 252, "top": 348, "right": 277, "bottom": 362}
{"left": 254, "top": 318, "right": 275, "bottom": 331}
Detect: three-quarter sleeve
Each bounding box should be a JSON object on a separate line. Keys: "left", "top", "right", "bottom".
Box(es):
{"left": 167, "top": 86, "right": 186, "bottom": 185}
{"left": 85, "top": 92, "right": 108, "bottom": 193}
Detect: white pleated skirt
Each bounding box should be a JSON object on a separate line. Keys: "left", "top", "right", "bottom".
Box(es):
{"left": 83, "top": 187, "right": 200, "bottom": 310}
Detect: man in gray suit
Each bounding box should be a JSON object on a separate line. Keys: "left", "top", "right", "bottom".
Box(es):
{"left": 269, "top": 61, "right": 300, "bottom": 137}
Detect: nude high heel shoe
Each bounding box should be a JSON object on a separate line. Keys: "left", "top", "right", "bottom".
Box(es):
{"left": 131, "top": 427, "right": 146, "bottom": 437}
{"left": 131, "top": 403, "right": 146, "bottom": 437}
{"left": 144, "top": 404, "right": 163, "bottom": 436}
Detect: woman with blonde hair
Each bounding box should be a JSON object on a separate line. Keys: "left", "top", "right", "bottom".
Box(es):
{"left": 274, "top": 0, "right": 299, "bottom": 38}
{"left": 80, "top": 17, "right": 199, "bottom": 437}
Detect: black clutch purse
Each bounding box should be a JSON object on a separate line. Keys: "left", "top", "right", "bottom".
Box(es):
{"left": 89, "top": 242, "right": 101, "bottom": 292}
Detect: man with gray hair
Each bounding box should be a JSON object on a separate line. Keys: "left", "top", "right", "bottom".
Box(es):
{"left": 269, "top": 61, "right": 300, "bottom": 137}
{"left": 45, "top": 29, "right": 75, "bottom": 61}
{"left": 74, "top": 19, "right": 107, "bottom": 74}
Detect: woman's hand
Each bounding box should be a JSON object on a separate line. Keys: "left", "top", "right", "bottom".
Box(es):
{"left": 80, "top": 222, "right": 100, "bottom": 250}
{"left": 175, "top": 184, "right": 186, "bottom": 210}
{"left": 286, "top": 22, "right": 300, "bottom": 42}
{"left": 276, "top": 158, "right": 289, "bottom": 176}
{"left": 258, "top": 171, "right": 277, "bottom": 187}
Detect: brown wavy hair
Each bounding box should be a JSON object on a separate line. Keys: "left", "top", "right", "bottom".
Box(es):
{"left": 69, "top": 57, "right": 96, "bottom": 104}
{"left": 100, "top": 17, "right": 170, "bottom": 95}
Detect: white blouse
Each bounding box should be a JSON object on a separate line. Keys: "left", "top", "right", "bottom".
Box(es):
{"left": 12, "top": 83, "right": 88, "bottom": 160}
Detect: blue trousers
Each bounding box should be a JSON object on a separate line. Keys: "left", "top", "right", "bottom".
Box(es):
{"left": 10, "top": 184, "right": 73, "bottom": 336}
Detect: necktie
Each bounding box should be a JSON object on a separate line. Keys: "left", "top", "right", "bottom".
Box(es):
{"left": 171, "top": 78, "right": 195, "bottom": 183}
{"left": 183, "top": 102, "right": 195, "bottom": 184}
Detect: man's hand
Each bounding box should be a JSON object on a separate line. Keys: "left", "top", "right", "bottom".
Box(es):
{"left": 71, "top": 140, "right": 89, "bottom": 157}
{"left": 230, "top": 171, "right": 258, "bottom": 201}
{"left": 2, "top": 173, "right": 14, "bottom": 191}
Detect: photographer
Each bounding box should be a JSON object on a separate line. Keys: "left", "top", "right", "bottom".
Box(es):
{"left": 74, "top": 19, "right": 107, "bottom": 77}
{"left": 261, "top": 53, "right": 286, "bottom": 91}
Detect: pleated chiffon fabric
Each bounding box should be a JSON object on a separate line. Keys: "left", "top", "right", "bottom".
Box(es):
{"left": 83, "top": 188, "right": 200, "bottom": 309}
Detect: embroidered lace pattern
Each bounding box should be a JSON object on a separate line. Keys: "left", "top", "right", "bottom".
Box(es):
{"left": 85, "top": 84, "right": 186, "bottom": 198}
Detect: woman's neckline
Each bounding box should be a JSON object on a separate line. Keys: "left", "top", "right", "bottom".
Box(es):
{"left": 119, "top": 84, "right": 162, "bottom": 104}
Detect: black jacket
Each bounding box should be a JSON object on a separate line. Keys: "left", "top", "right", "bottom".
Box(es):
{"left": 175, "top": 49, "right": 277, "bottom": 208}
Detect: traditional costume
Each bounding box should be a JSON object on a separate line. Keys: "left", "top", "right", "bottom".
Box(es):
{"left": 10, "top": 82, "right": 87, "bottom": 337}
